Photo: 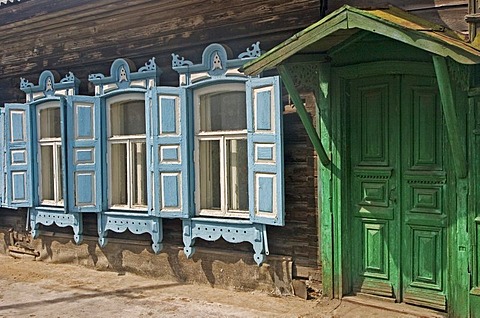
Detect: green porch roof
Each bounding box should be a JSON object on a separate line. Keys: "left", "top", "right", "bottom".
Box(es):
{"left": 243, "top": 5, "right": 480, "bottom": 75}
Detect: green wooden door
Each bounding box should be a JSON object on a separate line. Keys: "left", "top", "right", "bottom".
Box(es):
{"left": 349, "top": 75, "right": 447, "bottom": 310}
{"left": 471, "top": 97, "right": 480, "bottom": 318}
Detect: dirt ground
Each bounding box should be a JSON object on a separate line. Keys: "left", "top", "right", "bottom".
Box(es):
{"left": 0, "top": 254, "right": 445, "bottom": 318}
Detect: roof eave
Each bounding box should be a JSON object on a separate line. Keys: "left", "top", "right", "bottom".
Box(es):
{"left": 243, "top": 5, "right": 480, "bottom": 76}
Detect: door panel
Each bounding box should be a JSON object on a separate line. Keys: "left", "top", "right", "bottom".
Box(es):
{"left": 350, "top": 76, "right": 400, "bottom": 299}
{"left": 349, "top": 75, "right": 447, "bottom": 309}
{"left": 401, "top": 76, "right": 446, "bottom": 310}
{"left": 469, "top": 96, "right": 480, "bottom": 317}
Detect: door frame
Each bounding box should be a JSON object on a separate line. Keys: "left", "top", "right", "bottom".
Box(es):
{"left": 329, "top": 60, "right": 448, "bottom": 300}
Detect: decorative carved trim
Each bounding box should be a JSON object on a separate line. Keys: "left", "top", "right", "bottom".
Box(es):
{"left": 447, "top": 58, "right": 470, "bottom": 91}
{"left": 20, "top": 77, "right": 33, "bottom": 89}
{"left": 60, "top": 71, "right": 76, "bottom": 83}
{"left": 97, "top": 213, "right": 163, "bottom": 254}
{"left": 171, "top": 53, "right": 193, "bottom": 68}
{"left": 0, "top": 0, "right": 22, "bottom": 6}
{"left": 238, "top": 41, "right": 261, "bottom": 59}
{"left": 118, "top": 65, "right": 128, "bottom": 82}
{"left": 88, "top": 73, "right": 105, "bottom": 81}
{"left": 138, "top": 57, "right": 157, "bottom": 72}
{"left": 406, "top": 179, "right": 446, "bottom": 185}
{"left": 30, "top": 209, "right": 83, "bottom": 244}
{"left": 211, "top": 52, "right": 223, "bottom": 70}
{"left": 182, "top": 219, "right": 267, "bottom": 265}
{"left": 353, "top": 167, "right": 393, "bottom": 180}
{"left": 20, "top": 70, "right": 80, "bottom": 101}
{"left": 172, "top": 42, "right": 259, "bottom": 85}
{"left": 285, "top": 63, "right": 322, "bottom": 96}
{"left": 88, "top": 57, "right": 160, "bottom": 95}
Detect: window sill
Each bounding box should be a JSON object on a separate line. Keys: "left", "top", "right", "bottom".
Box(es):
{"left": 191, "top": 216, "right": 253, "bottom": 225}
{"left": 104, "top": 210, "right": 150, "bottom": 217}
{"left": 34, "top": 205, "right": 64, "bottom": 212}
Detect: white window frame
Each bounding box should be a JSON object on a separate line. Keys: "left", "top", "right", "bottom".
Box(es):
{"left": 37, "top": 101, "right": 63, "bottom": 207}
{"left": 106, "top": 93, "right": 147, "bottom": 211}
{"left": 194, "top": 83, "right": 249, "bottom": 218}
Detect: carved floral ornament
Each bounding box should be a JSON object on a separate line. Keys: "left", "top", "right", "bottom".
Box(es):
{"left": 88, "top": 57, "right": 160, "bottom": 94}
{"left": 171, "top": 42, "right": 262, "bottom": 85}
{"left": 17, "top": 42, "right": 261, "bottom": 100}
{"left": 19, "top": 70, "right": 80, "bottom": 102}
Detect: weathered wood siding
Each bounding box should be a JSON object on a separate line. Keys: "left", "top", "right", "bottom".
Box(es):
{"left": 0, "top": 0, "right": 321, "bottom": 104}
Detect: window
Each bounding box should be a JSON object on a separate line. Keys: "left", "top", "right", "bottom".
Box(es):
{"left": 37, "top": 102, "right": 63, "bottom": 206}
{"left": 195, "top": 83, "right": 249, "bottom": 218}
{"left": 107, "top": 93, "right": 147, "bottom": 210}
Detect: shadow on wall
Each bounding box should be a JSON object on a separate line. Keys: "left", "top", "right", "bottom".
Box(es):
{"left": 29, "top": 230, "right": 293, "bottom": 295}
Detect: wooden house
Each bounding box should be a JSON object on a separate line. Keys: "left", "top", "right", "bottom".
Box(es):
{"left": 0, "top": 0, "right": 478, "bottom": 317}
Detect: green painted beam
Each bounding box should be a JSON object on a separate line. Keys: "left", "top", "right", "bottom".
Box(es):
{"left": 432, "top": 55, "right": 468, "bottom": 179}
{"left": 317, "top": 63, "right": 334, "bottom": 298}
{"left": 277, "top": 65, "right": 331, "bottom": 167}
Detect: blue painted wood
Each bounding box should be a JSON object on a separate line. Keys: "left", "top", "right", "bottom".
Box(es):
{"left": 66, "top": 95, "right": 102, "bottom": 213}
{"left": 4, "top": 103, "right": 33, "bottom": 208}
{"left": 161, "top": 146, "right": 179, "bottom": 161}
{"left": 172, "top": 42, "right": 262, "bottom": 86}
{"left": 11, "top": 112, "right": 25, "bottom": 142}
{"left": 20, "top": 70, "right": 80, "bottom": 102}
{"left": 11, "top": 150, "right": 26, "bottom": 164}
{"left": 76, "top": 105, "right": 93, "bottom": 138}
{"left": 0, "top": 108, "right": 4, "bottom": 206}
{"left": 256, "top": 145, "right": 274, "bottom": 161}
{"left": 97, "top": 213, "right": 163, "bottom": 253}
{"left": 162, "top": 174, "right": 179, "bottom": 208}
{"left": 147, "top": 86, "right": 190, "bottom": 218}
{"left": 246, "top": 76, "right": 284, "bottom": 226}
{"left": 257, "top": 176, "right": 274, "bottom": 213}
{"left": 182, "top": 218, "right": 267, "bottom": 265}
{"left": 255, "top": 90, "right": 272, "bottom": 131}
{"left": 30, "top": 208, "right": 83, "bottom": 244}
{"left": 160, "top": 98, "right": 177, "bottom": 134}
{"left": 75, "top": 148, "right": 94, "bottom": 163}
{"left": 89, "top": 58, "right": 160, "bottom": 95}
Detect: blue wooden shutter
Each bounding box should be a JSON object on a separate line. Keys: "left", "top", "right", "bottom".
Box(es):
{"left": 147, "top": 87, "right": 190, "bottom": 218}
{"left": 4, "top": 103, "right": 33, "bottom": 208}
{"left": 247, "top": 76, "right": 284, "bottom": 226}
{"left": 0, "top": 108, "right": 5, "bottom": 206}
{"left": 59, "top": 98, "right": 68, "bottom": 213}
{"left": 66, "top": 96, "right": 102, "bottom": 212}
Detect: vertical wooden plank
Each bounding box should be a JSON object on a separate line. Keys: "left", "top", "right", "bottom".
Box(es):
{"left": 317, "top": 62, "right": 334, "bottom": 298}
{"left": 468, "top": 94, "right": 480, "bottom": 318}
{"left": 432, "top": 55, "right": 468, "bottom": 179}
{"left": 437, "top": 67, "right": 470, "bottom": 318}
{"left": 332, "top": 73, "right": 345, "bottom": 298}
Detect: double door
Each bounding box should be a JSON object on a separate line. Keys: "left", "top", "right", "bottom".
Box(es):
{"left": 349, "top": 75, "right": 448, "bottom": 310}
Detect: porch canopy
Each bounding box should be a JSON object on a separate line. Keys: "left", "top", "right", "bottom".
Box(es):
{"left": 243, "top": 4, "right": 480, "bottom": 76}
{"left": 243, "top": 4, "right": 480, "bottom": 177}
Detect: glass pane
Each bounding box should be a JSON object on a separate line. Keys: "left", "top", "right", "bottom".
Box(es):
{"left": 199, "top": 140, "right": 221, "bottom": 210}
{"left": 110, "top": 100, "right": 145, "bottom": 136}
{"left": 56, "top": 144, "right": 63, "bottom": 203}
{"left": 200, "top": 91, "right": 246, "bottom": 132}
{"left": 226, "top": 139, "right": 248, "bottom": 211}
{"left": 131, "top": 142, "right": 147, "bottom": 207}
{"left": 111, "top": 143, "right": 127, "bottom": 206}
{"left": 39, "top": 107, "right": 61, "bottom": 139}
{"left": 41, "top": 145, "right": 54, "bottom": 201}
